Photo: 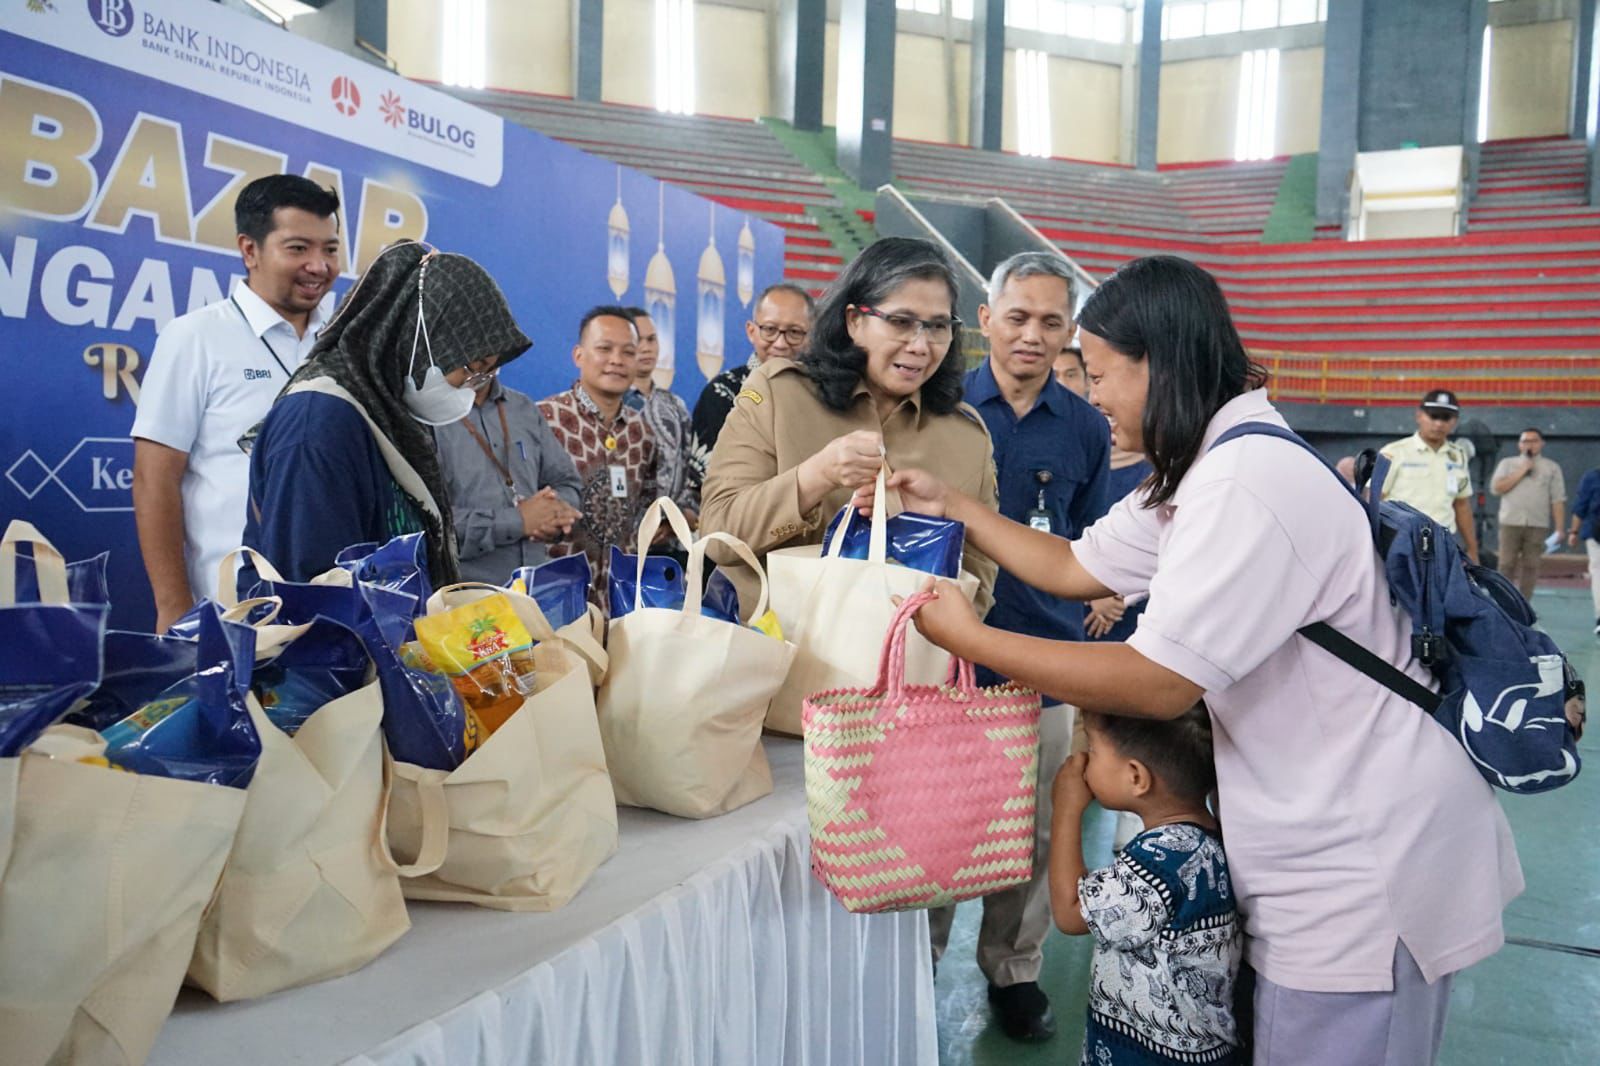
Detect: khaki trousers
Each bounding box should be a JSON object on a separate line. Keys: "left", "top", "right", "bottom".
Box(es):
{"left": 928, "top": 703, "right": 1082, "bottom": 987}
{"left": 1497, "top": 523, "right": 1548, "bottom": 601}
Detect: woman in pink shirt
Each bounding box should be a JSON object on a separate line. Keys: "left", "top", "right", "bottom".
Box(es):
{"left": 870, "top": 256, "right": 1522, "bottom": 1065}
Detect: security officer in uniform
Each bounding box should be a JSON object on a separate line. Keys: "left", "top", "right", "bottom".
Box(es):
{"left": 1379, "top": 389, "right": 1480, "bottom": 563}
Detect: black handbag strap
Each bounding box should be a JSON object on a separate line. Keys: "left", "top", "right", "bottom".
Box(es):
{"left": 1298, "top": 621, "right": 1442, "bottom": 713}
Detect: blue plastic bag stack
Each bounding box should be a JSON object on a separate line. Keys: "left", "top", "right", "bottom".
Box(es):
{"left": 607, "top": 546, "right": 742, "bottom": 623}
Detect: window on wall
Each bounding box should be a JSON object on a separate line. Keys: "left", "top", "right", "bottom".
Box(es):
{"left": 440, "top": 0, "right": 486, "bottom": 89}
{"left": 655, "top": 0, "right": 695, "bottom": 115}
{"left": 1234, "top": 47, "right": 1280, "bottom": 160}
{"left": 1163, "top": 0, "right": 1324, "bottom": 38}
{"left": 1015, "top": 48, "right": 1053, "bottom": 158}
{"left": 1477, "top": 26, "right": 1493, "bottom": 142}
{"left": 1003, "top": 0, "right": 1125, "bottom": 43}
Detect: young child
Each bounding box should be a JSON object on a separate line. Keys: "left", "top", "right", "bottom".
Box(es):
{"left": 1050, "top": 706, "right": 1242, "bottom": 1065}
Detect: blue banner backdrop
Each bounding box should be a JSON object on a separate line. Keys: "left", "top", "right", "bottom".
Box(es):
{"left": 0, "top": 0, "right": 785, "bottom": 629}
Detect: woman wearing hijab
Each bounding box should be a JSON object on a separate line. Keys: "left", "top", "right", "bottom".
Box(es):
{"left": 243, "top": 241, "right": 531, "bottom": 584}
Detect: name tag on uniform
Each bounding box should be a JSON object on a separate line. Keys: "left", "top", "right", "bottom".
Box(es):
{"left": 609, "top": 465, "right": 628, "bottom": 499}
{"left": 1027, "top": 509, "right": 1052, "bottom": 533}
{"left": 1446, "top": 472, "right": 1462, "bottom": 495}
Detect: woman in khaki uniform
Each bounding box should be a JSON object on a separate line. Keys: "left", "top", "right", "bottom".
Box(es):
{"left": 701, "top": 237, "right": 998, "bottom": 614}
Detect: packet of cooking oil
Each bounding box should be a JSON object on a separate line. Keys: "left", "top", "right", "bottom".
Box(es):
{"left": 414, "top": 593, "right": 538, "bottom": 738}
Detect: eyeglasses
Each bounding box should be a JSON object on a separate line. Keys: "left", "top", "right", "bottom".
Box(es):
{"left": 753, "top": 323, "right": 809, "bottom": 345}
{"left": 853, "top": 305, "right": 960, "bottom": 345}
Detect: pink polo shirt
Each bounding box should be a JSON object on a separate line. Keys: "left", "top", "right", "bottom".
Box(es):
{"left": 1073, "top": 389, "right": 1522, "bottom": 993}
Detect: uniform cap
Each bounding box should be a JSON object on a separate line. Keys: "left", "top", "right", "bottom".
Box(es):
{"left": 1419, "top": 389, "right": 1460, "bottom": 414}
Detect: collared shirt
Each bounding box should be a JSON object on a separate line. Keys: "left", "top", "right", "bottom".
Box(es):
{"left": 700, "top": 357, "right": 999, "bottom": 616}
{"left": 1378, "top": 432, "right": 1473, "bottom": 531}
{"left": 434, "top": 378, "right": 584, "bottom": 584}
{"left": 1074, "top": 389, "right": 1521, "bottom": 993}
{"left": 131, "top": 281, "right": 326, "bottom": 601}
{"left": 689, "top": 351, "right": 762, "bottom": 478}
{"left": 964, "top": 361, "right": 1110, "bottom": 645}
{"left": 537, "top": 383, "right": 658, "bottom": 601}
{"left": 1490, "top": 454, "right": 1566, "bottom": 529}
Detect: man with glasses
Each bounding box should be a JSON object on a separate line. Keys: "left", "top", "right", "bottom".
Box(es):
{"left": 689, "top": 282, "right": 815, "bottom": 463}
{"left": 1379, "top": 389, "right": 1481, "bottom": 563}
{"left": 434, "top": 364, "right": 584, "bottom": 585}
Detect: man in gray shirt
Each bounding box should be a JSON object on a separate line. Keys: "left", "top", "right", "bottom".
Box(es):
{"left": 1490, "top": 427, "right": 1567, "bottom": 601}
{"left": 435, "top": 370, "right": 584, "bottom": 585}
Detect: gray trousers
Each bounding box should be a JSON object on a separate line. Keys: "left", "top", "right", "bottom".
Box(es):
{"left": 928, "top": 704, "right": 1078, "bottom": 987}
{"left": 1254, "top": 942, "right": 1453, "bottom": 1066}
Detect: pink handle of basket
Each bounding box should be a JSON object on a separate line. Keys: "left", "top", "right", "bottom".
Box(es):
{"left": 872, "top": 590, "right": 979, "bottom": 714}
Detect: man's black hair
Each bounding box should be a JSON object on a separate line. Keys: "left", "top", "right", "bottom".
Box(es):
{"left": 1084, "top": 706, "right": 1216, "bottom": 805}
{"left": 234, "top": 174, "right": 340, "bottom": 243}
{"left": 579, "top": 305, "right": 639, "bottom": 342}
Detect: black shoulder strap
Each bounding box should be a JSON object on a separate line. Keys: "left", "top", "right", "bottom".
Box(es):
{"left": 1209, "top": 421, "right": 1441, "bottom": 714}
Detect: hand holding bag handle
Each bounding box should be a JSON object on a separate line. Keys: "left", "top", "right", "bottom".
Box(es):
{"left": 631, "top": 497, "right": 698, "bottom": 611}
{"left": 0, "top": 520, "right": 69, "bottom": 605}
{"left": 871, "top": 591, "right": 978, "bottom": 715}
{"left": 824, "top": 466, "right": 891, "bottom": 565}
{"left": 214, "top": 547, "right": 288, "bottom": 609}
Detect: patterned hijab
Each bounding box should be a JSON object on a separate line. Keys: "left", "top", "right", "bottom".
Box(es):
{"left": 289, "top": 240, "right": 531, "bottom": 586}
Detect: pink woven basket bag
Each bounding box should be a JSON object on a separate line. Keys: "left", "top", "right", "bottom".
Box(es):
{"left": 802, "top": 591, "right": 1042, "bottom": 914}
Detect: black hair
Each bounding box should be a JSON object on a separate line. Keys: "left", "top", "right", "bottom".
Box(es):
{"left": 1521, "top": 427, "right": 1544, "bottom": 438}
{"left": 579, "top": 304, "right": 639, "bottom": 342}
{"left": 1058, "top": 345, "right": 1085, "bottom": 369}
{"left": 623, "top": 306, "right": 651, "bottom": 321}
{"left": 1085, "top": 706, "right": 1216, "bottom": 805}
{"left": 754, "top": 282, "right": 817, "bottom": 316}
{"left": 1077, "top": 256, "right": 1267, "bottom": 507}
{"left": 802, "top": 237, "right": 965, "bottom": 415}
{"left": 234, "top": 174, "right": 340, "bottom": 243}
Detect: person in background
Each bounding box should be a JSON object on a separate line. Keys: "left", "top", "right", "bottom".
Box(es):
{"left": 625, "top": 306, "right": 701, "bottom": 528}
{"left": 1335, "top": 455, "right": 1358, "bottom": 485}
{"left": 539, "top": 306, "right": 660, "bottom": 600}
{"left": 690, "top": 283, "right": 815, "bottom": 460}
{"left": 245, "top": 242, "right": 530, "bottom": 586}
{"left": 1378, "top": 390, "right": 1480, "bottom": 563}
{"left": 950, "top": 251, "right": 1110, "bottom": 1043}
{"left": 700, "top": 237, "right": 997, "bottom": 617}
{"left": 1569, "top": 464, "right": 1600, "bottom": 637}
{"left": 133, "top": 174, "right": 339, "bottom": 630}
{"left": 1053, "top": 344, "right": 1088, "bottom": 399}
{"left": 1084, "top": 422, "right": 1154, "bottom": 644}
{"left": 1490, "top": 428, "right": 1566, "bottom": 602}
{"left": 434, "top": 365, "right": 583, "bottom": 586}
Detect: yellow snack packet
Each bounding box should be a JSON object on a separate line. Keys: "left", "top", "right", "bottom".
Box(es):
{"left": 748, "top": 609, "right": 785, "bottom": 642}
{"left": 414, "top": 594, "right": 539, "bottom": 738}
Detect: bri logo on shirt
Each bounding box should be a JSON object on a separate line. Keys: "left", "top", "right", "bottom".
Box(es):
{"left": 244, "top": 368, "right": 273, "bottom": 381}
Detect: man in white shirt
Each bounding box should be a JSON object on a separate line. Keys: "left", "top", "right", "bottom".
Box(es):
{"left": 132, "top": 174, "right": 340, "bottom": 631}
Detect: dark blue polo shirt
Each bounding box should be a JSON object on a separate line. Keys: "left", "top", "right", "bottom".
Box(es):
{"left": 965, "top": 361, "right": 1111, "bottom": 650}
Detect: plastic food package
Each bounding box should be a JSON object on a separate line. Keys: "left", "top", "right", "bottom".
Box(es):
{"left": 607, "top": 547, "right": 742, "bottom": 624}
{"left": 251, "top": 617, "right": 370, "bottom": 736}
{"left": 12, "top": 549, "right": 111, "bottom": 606}
{"left": 96, "top": 606, "right": 262, "bottom": 788}
{"left": 0, "top": 597, "right": 109, "bottom": 756}
{"left": 68, "top": 631, "right": 200, "bottom": 733}
{"left": 508, "top": 553, "right": 592, "bottom": 632}
{"left": 335, "top": 533, "right": 434, "bottom": 608}
{"left": 413, "top": 592, "right": 538, "bottom": 738}
{"left": 821, "top": 507, "right": 966, "bottom": 578}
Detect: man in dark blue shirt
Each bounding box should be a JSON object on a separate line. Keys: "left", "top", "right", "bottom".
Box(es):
{"left": 933, "top": 252, "right": 1110, "bottom": 1044}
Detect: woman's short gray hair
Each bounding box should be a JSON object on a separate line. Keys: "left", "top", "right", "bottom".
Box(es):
{"left": 986, "top": 251, "right": 1076, "bottom": 307}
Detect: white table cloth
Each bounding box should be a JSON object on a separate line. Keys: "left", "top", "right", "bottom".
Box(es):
{"left": 148, "top": 739, "right": 937, "bottom": 1065}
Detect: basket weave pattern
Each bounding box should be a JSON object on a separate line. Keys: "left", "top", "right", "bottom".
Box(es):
{"left": 802, "top": 592, "right": 1042, "bottom": 913}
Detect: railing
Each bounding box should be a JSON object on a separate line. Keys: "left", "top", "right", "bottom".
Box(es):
{"left": 1257, "top": 350, "right": 1600, "bottom": 406}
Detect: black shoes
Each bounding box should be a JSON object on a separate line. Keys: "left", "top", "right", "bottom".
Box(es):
{"left": 987, "top": 980, "right": 1057, "bottom": 1042}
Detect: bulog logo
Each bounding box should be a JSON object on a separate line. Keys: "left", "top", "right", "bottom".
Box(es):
{"left": 331, "top": 76, "right": 361, "bottom": 117}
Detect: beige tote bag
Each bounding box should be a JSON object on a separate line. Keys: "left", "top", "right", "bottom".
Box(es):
{"left": 597, "top": 499, "right": 797, "bottom": 819}
{"left": 385, "top": 583, "right": 617, "bottom": 911}
{"left": 763, "top": 468, "right": 980, "bottom": 735}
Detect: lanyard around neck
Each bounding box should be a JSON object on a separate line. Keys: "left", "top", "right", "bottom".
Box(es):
{"left": 462, "top": 400, "right": 516, "bottom": 491}
{"left": 230, "top": 294, "right": 294, "bottom": 380}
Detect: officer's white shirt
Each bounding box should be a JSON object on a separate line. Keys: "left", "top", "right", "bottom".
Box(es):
{"left": 131, "top": 282, "right": 326, "bottom": 603}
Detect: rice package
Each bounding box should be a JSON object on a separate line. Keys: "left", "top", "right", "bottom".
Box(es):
{"left": 508, "top": 553, "right": 592, "bottom": 631}
{"left": 251, "top": 616, "right": 370, "bottom": 736}
{"left": 413, "top": 592, "right": 538, "bottom": 737}
{"left": 0, "top": 597, "right": 108, "bottom": 756}
{"left": 607, "top": 547, "right": 742, "bottom": 623}
{"left": 821, "top": 506, "right": 966, "bottom": 578}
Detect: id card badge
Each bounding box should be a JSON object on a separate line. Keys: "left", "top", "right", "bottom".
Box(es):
{"left": 1027, "top": 509, "right": 1053, "bottom": 533}
{"left": 609, "top": 465, "right": 628, "bottom": 499}
{"left": 1028, "top": 472, "right": 1054, "bottom": 533}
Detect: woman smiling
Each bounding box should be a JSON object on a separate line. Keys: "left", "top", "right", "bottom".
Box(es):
{"left": 699, "top": 236, "right": 997, "bottom": 613}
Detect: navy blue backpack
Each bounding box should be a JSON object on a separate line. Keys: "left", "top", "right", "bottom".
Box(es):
{"left": 1212, "top": 422, "right": 1583, "bottom": 794}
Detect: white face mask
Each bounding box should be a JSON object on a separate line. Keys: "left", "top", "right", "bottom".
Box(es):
{"left": 403, "top": 255, "right": 476, "bottom": 426}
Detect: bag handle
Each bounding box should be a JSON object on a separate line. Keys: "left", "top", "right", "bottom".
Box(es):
{"left": 632, "top": 497, "right": 697, "bottom": 611}
{"left": 869, "top": 590, "right": 977, "bottom": 715}
{"left": 685, "top": 530, "right": 770, "bottom": 621}
{"left": 220, "top": 596, "right": 283, "bottom": 626}
{"left": 0, "top": 520, "right": 68, "bottom": 605}
{"left": 386, "top": 760, "right": 450, "bottom": 878}
{"left": 825, "top": 465, "right": 890, "bottom": 564}
{"left": 215, "top": 547, "right": 287, "bottom": 608}
{"left": 426, "top": 579, "right": 608, "bottom": 676}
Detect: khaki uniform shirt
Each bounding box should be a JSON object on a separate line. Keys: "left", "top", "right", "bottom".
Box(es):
{"left": 1378, "top": 433, "right": 1472, "bottom": 531}
{"left": 1490, "top": 455, "right": 1566, "bottom": 529}
{"left": 700, "top": 357, "right": 999, "bottom": 617}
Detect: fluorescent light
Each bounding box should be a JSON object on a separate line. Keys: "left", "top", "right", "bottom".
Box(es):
{"left": 1478, "top": 26, "right": 1493, "bottom": 143}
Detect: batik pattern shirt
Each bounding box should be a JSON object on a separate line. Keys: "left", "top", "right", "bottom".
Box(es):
{"left": 634, "top": 385, "right": 703, "bottom": 512}
{"left": 538, "top": 384, "right": 658, "bottom": 603}
{"left": 1080, "top": 823, "right": 1243, "bottom": 1066}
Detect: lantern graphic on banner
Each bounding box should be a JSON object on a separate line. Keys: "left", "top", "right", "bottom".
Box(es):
{"left": 607, "top": 167, "right": 630, "bottom": 299}
{"left": 696, "top": 206, "right": 726, "bottom": 381}
{"left": 736, "top": 218, "right": 756, "bottom": 308}
{"left": 644, "top": 183, "right": 677, "bottom": 390}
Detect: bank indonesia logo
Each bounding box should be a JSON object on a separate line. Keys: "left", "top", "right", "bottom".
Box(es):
{"left": 7, "top": 439, "right": 136, "bottom": 513}
{"left": 380, "top": 90, "right": 405, "bottom": 128}
{"left": 332, "top": 76, "right": 362, "bottom": 117}
{"left": 87, "top": 0, "right": 134, "bottom": 36}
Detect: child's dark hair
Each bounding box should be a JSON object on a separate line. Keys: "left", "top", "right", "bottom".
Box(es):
{"left": 1085, "top": 705, "right": 1216, "bottom": 804}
